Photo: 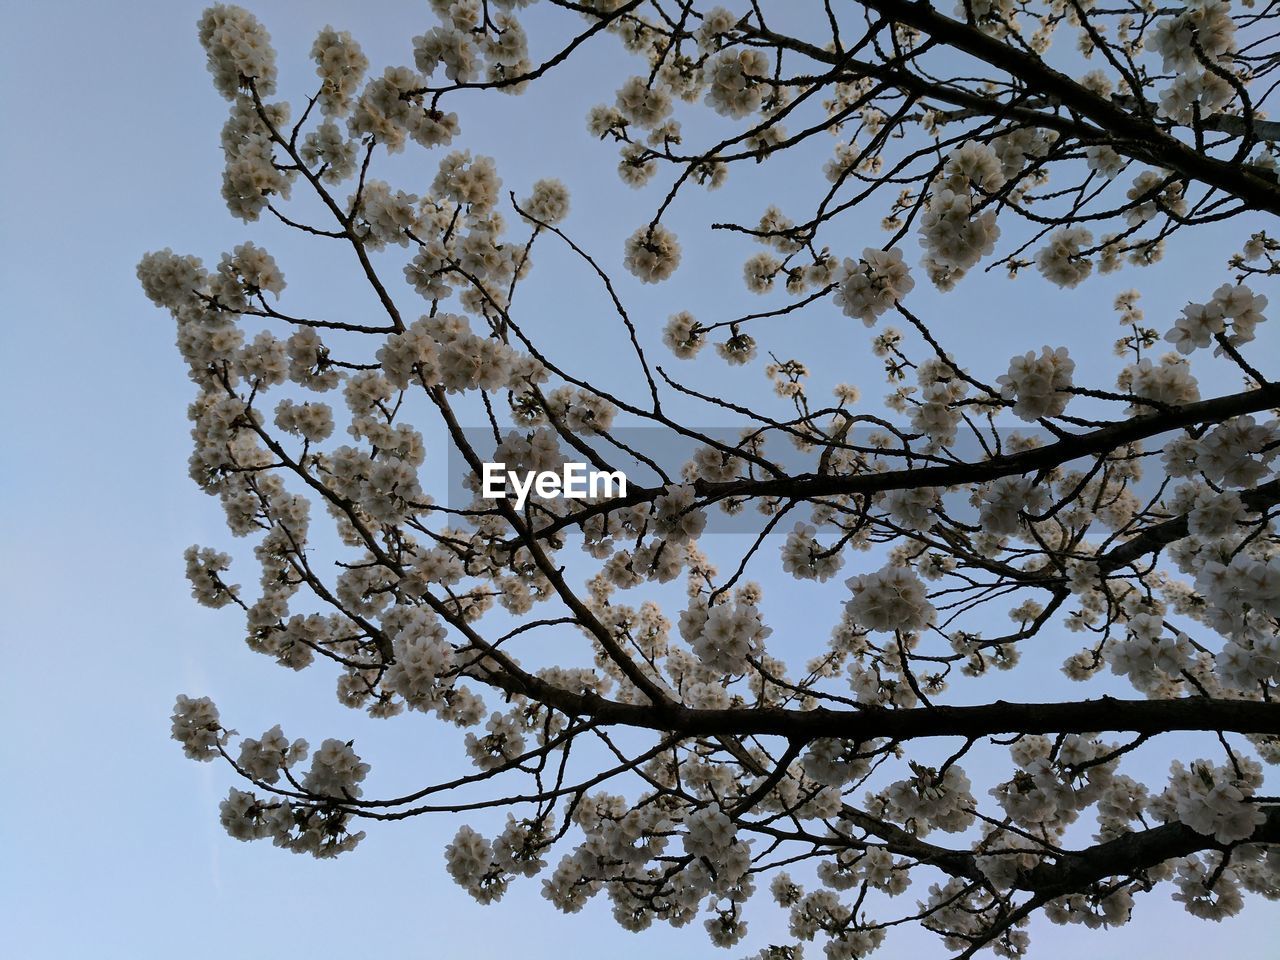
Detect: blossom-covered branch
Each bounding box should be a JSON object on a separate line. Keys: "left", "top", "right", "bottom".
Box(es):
{"left": 146, "top": 3, "right": 1280, "bottom": 958}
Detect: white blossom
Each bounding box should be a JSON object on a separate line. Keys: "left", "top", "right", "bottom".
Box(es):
{"left": 845, "top": 565, "right": 936, "bottom": 633}
{"left": 998, "top": 346, "right": 1075, "bottom": 420}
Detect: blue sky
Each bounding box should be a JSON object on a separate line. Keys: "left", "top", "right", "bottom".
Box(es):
{"left": 1, "top": 1, "right": 1275, "bottom": 957}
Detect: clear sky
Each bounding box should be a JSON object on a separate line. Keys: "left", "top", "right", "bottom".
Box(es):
{"left": 1, "top": 2, "right": 1275, "bottom": 958}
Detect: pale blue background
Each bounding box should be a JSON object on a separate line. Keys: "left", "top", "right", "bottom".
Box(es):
{"left": 1, "top": 2, "right": 1275, "bottom": 957}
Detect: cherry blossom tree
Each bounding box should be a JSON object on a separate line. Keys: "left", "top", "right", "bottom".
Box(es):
{"left": 143, "top": 2, "right": 1280, "bottom": 956}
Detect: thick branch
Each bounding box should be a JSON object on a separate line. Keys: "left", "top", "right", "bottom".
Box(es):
{"left": 1024, "top": 805, "right": 1280, "bottom": 895}
{"left": 849, "top": 0, "right": 1280, "bottom": 212}
{"left": 511, "top": 384, "right": 1280, "bottom": 545}
{"left": 1100, "top": 477, "right": 1280, "bottom": 571}
{"left": 473, "top": 659, "right": 1280, "bottom": 741}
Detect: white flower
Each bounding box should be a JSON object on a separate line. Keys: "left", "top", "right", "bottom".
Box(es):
{"left": 465, "top": 711, "right": 527, "bottom": 771}
{"left": 918, "top": 187, "right": 999, "bottom": 276}
{"left": 692, "top": 600, "right": 771, "bottom": 674}
{"left": 884, "top": 486, "right": 937, "bottom": 531}
{"left": 383, "top": 607, "right": 456, "bottom": 711}
{"left": 883, "top": 764, "right": 975, "bottom": 834}
{"left": 624, "top": 223, "right": 681, "bottom": 282}
{"left": 617, "top": 142, "right": 657, "bottom": 187}
{"left": 274, "top": 398, "right": 335, "bottom": 442}
{"left": 979, "top": 476, "right": 1048, "bottom": 535}
{"left": 414, "top": 26, "right": 479, "bottom": 83}
{"left": 1187, "top": 488, "right": 1245, "bottom": 538}
{"left": 845, "top": 564, "right": 935, "bottom": 633}
{"left": 998, "top": 346, "right": 1075, "bottom": 421}
{"left": 218, "top": 787, "right": 274, "bottom": 841}
{"left": 1035, "top": 228, "right": 1093, "bottom": 288}
{"left": 432, "top": 150, "right": 501, "bottom": 211}
{"left": 198, "top": 4, "right": 278, "bottom": 100}
{"left": 1165, "top": 301, "right": 1226, "bottom": 354}
{"left": 615, "top": 75, "right": 672, "bottom": 128}
{"left": 1173, "top": 855, "right": 1244, "bottom": 920}
{"left": 1196, "top": 415, "right": 1278, "bottom": 487}
{"left": 781, "top": 522, "right": 845, "bottom": 581}
{"left": 683, "top": 806, "right": 752, "bottom": 897}
{"left": 445, "top": 825, "right": 507, "bottom": 903}
{"left": 1152, "top": 2, "right": 1237, "bottom": 72}
{"left": 301, "top": 119, "right": 358, "bottom": 182}
{"left": 1125, "top": 170, "right": 1186, "bottom": 227}
{"left": 1122, "top": 356, "right": 1200, "bottom": 407}
{"left": 833, "top": 247, "right": 914, "bottom": 325}
{"left": 184, "top": 545, "right": 239, "bottom": 608}
{"left": 715, "top": 331, "right": 757, "bottom": 365}
{"left": 378, "top": 317, "right": 443, "bottom": 388}
{"left": 703, "top": 49, "right": 767, "bottom": 118}
{"left": 654, "top": 484, "right": 706, "bottom": 542}
{"left": 1158, "top": 71, "right": 1234, "bottom": 124}
{"left": 482, "top": 12, "right": 528, "bottom": 69}
{"left": 302, "top": 738, "right": 370, "bottom": 798}
{"left": 171, "top": 695, "right": 228, "bottom": 760}
{"left": 1196, "top": 553, "right": 1280, "bottom": 645}
{"left": 349, "top": 66, "right": 459, "bottom": 153}
{"left": 238, "top": 725, "right": 308, "bottom": 783}
{"left": 1107, "top": 628, "right": 1191, "bottom": 687}
{"left": 1210, "top": 282, "right": 1268, "bottom": 346}
{"left": 1166, "top": 760, "right": 1266, "bottom": 844}
{"left": 521, "top": 178, "right": 570, "bottom": 225}
{"left": 943, "top": 140, "right": 1005, "bottom": 193}
{"left": 1086, "top": 144, "right": 1124, "bottom": 179}
{"left": 663, "top": 311, "right": 704, "bottom": 358}
{"left": 137, "top": 248, "right": 207, "bottom": 312}
{"left": 694, "top": 6, "right": 738, "bottom": 51}
{"left": 354, "top": 180, "right": 422, "bottom": 247}
{"left": 311, "top": 25, "right": 368, "bottom": 116}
